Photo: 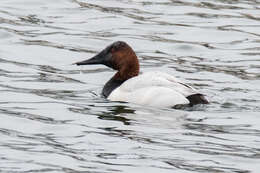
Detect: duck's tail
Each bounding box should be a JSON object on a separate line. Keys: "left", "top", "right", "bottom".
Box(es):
{"left": 186, "top": 94, "right": 209, "bottom": 106}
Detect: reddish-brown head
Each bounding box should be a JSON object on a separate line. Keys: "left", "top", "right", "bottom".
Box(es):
{"left": 75, "top": 41, "right": 139, "bottom": 81}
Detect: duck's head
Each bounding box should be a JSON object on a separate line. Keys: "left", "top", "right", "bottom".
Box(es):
{"left": 75, "top": 41, "right": 139, "bottom": 80}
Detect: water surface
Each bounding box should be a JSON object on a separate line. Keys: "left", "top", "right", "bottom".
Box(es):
{"left": 0, "top": 0, "right": 260, "bottom": 172}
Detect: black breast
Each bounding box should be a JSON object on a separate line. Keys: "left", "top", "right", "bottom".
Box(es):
{"left": 102, "top": 78, "right": 124, "bottom": 98}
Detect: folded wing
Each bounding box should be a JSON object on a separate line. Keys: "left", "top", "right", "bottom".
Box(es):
{"left": 108, "top": 71, "right": 207, "bottom": 107}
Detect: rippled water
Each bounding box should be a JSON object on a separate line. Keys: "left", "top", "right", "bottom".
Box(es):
{"left": 1, "top": 0, "right": 260, "bottom": 172}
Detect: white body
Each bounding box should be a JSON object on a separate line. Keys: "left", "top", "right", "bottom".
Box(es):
{"left": 108, "top": 71, "right": 199, "bottom": 107}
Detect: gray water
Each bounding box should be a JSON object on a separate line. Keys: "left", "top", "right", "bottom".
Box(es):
{"left": 0, "top": 0, "right": 260, "bottom": 172}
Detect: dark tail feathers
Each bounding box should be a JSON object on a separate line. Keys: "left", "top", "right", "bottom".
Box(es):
{"left": 186, "top": 94, "right": 209, "bottom": 106}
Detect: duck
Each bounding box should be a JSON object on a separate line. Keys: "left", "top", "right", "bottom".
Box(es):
{"left": 75, "top": 41, "right": 209, "bottom": 108}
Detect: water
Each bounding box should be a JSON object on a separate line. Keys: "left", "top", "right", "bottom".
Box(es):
{"left": 0, "top": 0, "right": 260, "bottom": 172}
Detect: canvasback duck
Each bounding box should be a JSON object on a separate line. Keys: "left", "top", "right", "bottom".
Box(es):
{"left": 75, "top": 41, "right": 209, "bottom": 108}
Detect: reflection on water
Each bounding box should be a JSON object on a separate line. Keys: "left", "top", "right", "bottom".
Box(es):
{"left": 0, "top": 0, "right": 260, "bottom": 172}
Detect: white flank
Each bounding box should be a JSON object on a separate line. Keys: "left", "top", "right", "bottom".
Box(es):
{"left": 108, "top": 71, "right": 199, "bottom": 107}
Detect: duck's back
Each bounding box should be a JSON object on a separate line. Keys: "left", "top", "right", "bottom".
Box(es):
{"left": 107, "top": 71, "right": 205, "bottom": 107}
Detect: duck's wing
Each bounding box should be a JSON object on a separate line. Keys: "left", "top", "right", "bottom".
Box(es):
{"left": 119, "top": 71, "right": 199, "bottom": 96}
{"left": 108, "top": 71, "right": 203, "bottom": 107}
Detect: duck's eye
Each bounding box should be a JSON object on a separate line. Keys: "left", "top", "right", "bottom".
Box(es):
{"left": 111, "top": 47, "right": 116, "bottom": 53}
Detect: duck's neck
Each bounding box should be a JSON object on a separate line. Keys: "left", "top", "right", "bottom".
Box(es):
{"left": 102, "top": 61, "right": 139, "bottom": 98}
{"left": 114, "top": 63, "right": 139, "bottom": 81}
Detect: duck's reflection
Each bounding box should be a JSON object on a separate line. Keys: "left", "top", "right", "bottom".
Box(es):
{"left": 97, "top": 105, "right": 135, "bottom": 125}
